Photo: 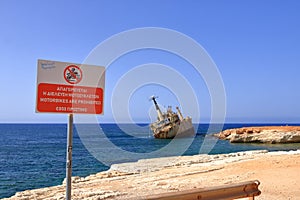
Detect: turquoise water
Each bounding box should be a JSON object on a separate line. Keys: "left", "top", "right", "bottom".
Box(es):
{"left": 1, "top": 123, "right": 300, "bottom": 198}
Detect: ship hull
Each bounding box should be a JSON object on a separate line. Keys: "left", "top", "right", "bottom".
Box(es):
{"left": 153, "top": 118, "right": 195, "bottom": 139}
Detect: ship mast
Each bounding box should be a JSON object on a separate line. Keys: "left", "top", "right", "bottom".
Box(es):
{"left": 176, "top": 106, "right": 184, "bottom": 121}
{"left": 150, "top": 96, "right": 164, "bottom": 121}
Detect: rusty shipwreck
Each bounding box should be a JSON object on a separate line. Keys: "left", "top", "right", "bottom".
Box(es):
{"left": 149, "top": 96, "right": 195, "bottom": 139}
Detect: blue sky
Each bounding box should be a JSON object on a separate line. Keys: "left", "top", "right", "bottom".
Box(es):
{"left": 0, "top": 0, "right": 299, "bottom": 123}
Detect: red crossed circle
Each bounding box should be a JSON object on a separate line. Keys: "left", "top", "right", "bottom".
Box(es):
{"left": 64, "top": 65, "right": 83, "bottom": 84}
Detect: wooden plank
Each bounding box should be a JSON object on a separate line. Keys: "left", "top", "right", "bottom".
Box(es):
{"left": 144, "top": 180, "right": 261, "bottom": 200}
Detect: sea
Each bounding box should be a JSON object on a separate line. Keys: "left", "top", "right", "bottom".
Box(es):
{"left": 1, "top": 123, "right": 300, "bottom": 199}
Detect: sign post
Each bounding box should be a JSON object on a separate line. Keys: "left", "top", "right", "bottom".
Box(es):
{"left": 66, "top": 113, "right": 73, "bottom": 200}
{"left": 36, "top": 59, "right": 105, "bottom": 200}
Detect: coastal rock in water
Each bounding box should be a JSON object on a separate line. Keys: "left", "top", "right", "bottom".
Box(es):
{"left": 215, "top": 126, "right": 300, "bottom": 143}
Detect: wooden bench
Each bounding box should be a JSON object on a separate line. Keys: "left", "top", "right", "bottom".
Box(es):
{"left": 145, "top": 180, "right": 261, "bottom": 200}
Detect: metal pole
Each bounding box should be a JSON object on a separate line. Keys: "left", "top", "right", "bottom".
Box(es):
{"left": 66, "top": 114, "right": 73, "bottom": 200}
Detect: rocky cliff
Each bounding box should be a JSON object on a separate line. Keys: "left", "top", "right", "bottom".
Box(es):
{"left": 215, "top": 126, "right": 300, "bottom": 143}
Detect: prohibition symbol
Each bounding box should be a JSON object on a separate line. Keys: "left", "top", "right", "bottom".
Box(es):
{"left": 64, "top": 65, "right": 82, "bottom": 84}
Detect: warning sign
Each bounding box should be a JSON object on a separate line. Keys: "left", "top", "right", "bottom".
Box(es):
{"left": 36, "top": 59, "right": 105, "bottom": 114}
{"left": 64, "top": 65, "right": 82, "bottom": 84}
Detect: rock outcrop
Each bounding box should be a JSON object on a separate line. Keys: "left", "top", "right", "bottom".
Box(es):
{"left": 215, "top": 126, "right": 300, "bottom": 143}
{"left": 3, "top": 150, "right": 300, "bottom": 200}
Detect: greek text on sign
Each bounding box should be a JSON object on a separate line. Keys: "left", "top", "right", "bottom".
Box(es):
{"left": 36, "top": 59, "right": 105, "bottom": 114}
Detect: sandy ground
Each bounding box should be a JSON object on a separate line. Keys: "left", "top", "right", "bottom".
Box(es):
{"left": 210, "top": 152, "right": 300, "bottom": 200}
{"left": 3, "top": 150, "right": 300, "bottom": 200}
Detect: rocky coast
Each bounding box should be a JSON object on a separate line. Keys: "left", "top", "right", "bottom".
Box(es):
{"left": 3, "top": 149, "right": 300, "bottom": 200}
{"left": 215, "top": 126, "right": 300, "bottom": 143}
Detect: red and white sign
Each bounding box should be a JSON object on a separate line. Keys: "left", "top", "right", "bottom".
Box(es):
{"left": 36, "top": 59, "right": 105, "bottom": 114}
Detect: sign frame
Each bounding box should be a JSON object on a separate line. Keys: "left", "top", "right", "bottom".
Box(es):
{"left": 36, "top": 59, "right": 105, "bottom": 115}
